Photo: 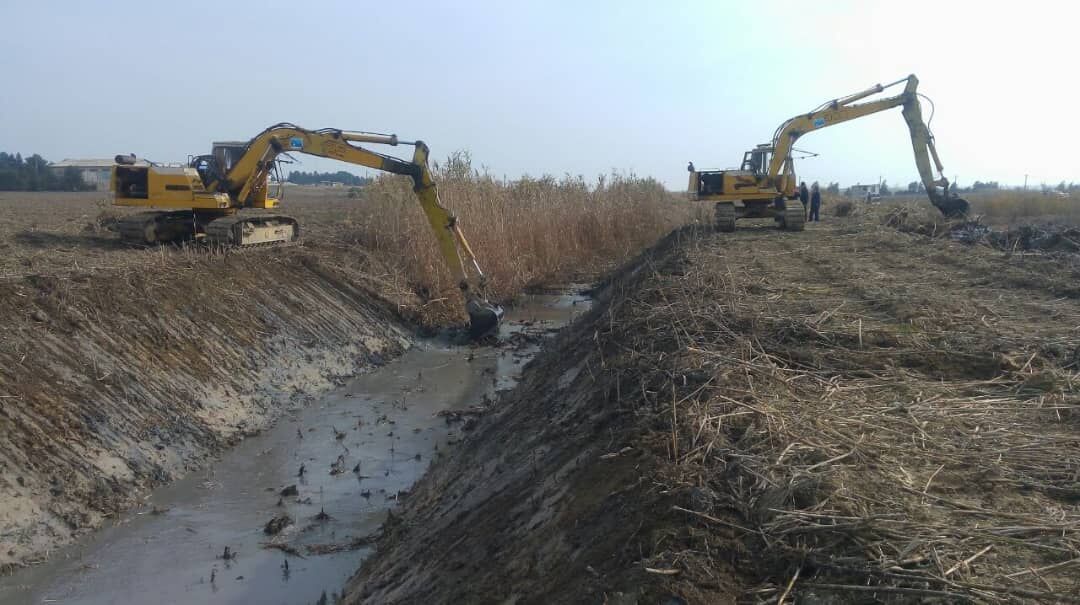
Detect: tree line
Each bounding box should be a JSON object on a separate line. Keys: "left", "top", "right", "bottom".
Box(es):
{"left": 0, "top": 152, "right": 93, "bottom": 191}
{"left": 905, "top": 179, "right": 1078, "bottom": 194}
{"left": 286, "top": 170, "right": 373, "bottom": 186}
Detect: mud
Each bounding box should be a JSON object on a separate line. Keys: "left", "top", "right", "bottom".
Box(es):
{"left": 343, "top": 232, "right": 709, "bottom": 605}
{"left": 0, "top": 247, "right": 414, "bottom": 572}
{"left": 0, "top": 291, "right": 588, "bottom": 604}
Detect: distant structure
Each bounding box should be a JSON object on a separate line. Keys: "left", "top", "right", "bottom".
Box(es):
{"left": 49, "top": 158, "right": 148, "bottom": 191}
{"left": 846, "top": 183, "right": 881, "bottom": 201}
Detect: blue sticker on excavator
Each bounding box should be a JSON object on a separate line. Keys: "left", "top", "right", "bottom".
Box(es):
{"left": 813, "top": 117, "right": 826, "bottom": 128}
{"left": 290, "top": 137, "right": 303, "bottom": 149}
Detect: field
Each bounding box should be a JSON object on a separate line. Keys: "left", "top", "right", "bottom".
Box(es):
{"left": 3, "top": 186, "right": 1080, "bottom": 603}
{"left": 866, "top": 190, "right": 1080, "bottom": 228}
{"left": 969, "top": 191, "right": 1080, "bottom": 225}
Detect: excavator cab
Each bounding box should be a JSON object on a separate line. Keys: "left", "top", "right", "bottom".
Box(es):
{"left": 741, "top": 145, "right": 772, "bottom": 175}
{"left": 212, "top": 141, "right": 248, "bottom": 174}
{"left": 188, "top": 142, "right": 247, "bottom": 191}
{"left": 191, "top": 142, "right": 248, "bottom": 189}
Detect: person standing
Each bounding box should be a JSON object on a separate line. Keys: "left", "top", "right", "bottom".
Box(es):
{"left": 799, "top": 181, "right": 810, "bottom": 218}
{"left": 809, "top": 182, "right": 822, "bottom": 222}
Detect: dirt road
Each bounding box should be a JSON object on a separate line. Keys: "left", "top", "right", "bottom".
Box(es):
{"left": 345, "top": 219, "right": 1080, "bottom": 603}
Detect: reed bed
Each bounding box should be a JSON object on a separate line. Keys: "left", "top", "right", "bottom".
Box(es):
{"left": 969, "top": 191, "right": 1080, "bottom": 226}
{"left": 870, "top": 191, "right": 1080, "bottom": 229}
{"left": 315, "top": 152, "right": 691, "bottom": 323}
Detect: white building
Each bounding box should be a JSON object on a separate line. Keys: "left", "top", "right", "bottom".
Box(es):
{"left": 49, "top": 158, "right": 147, "bottom": 191}
{"left": 847, "top": 183, "right": 881, "bottom": 201}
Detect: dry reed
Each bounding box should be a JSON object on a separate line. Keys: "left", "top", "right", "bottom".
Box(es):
{"left": 596, "top": 223, "right": 1080, "bottom": 602}
{"left": 968, "top": 190, "right": 1080, "bottom": 225}
{"left": 874, "top": 191, "right": 1080, "bottom": 228}
{"left": 324, "top": 152, "right": 691, "bottom": 323}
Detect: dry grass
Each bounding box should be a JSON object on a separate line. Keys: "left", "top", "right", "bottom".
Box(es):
{"left": 832, "top": 199, "right": 855, "bottom": 217}
{"left": 968, "top": 190, "right": 1080, "bottom": 225}
{"left": 873, "top": 191, "right": 1080, "bottom": 228}
{"left": 597, "top": 224, "right": 1080, "bottom": 602}
{"left": 303, "top": 152, "right": 691, "bottom": 323}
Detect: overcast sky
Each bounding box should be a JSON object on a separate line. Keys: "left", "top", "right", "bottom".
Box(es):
{"left": 1, "top": 1, "right": 1075, "bottom": 189}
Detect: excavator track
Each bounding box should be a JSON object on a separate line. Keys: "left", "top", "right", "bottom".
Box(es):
{"left": 781, "top": 201, "right": 806, "bottom": 231}
{"left": 204, "top": 214, "right": 300, "bottom": 247}
{"left": 117, "top": 210, "right": 196, "bottom": 245}
{"left": 715, "top": 202, "right": 737, "bottom": 232}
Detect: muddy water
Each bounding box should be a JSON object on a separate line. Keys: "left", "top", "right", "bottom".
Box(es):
{"left": 0, "top": 291, "right": 590, "bottom": 605}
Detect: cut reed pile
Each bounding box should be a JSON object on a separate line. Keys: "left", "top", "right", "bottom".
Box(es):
{"left": 599, "top": 223, "right": 1080, "bottom": 602}
{"left": 310, "top": 152, "right": 690, "bottom": 325}
{"left": 881, "top": 205, "right": 1080, "bottom": 261}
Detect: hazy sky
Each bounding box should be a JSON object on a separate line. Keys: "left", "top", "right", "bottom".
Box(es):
{"left": 2, "top": 1, "right": 1075, "bottom": 189}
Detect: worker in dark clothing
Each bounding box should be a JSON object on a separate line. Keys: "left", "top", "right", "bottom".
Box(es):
{"left": 799, "top": 181, "right": 810, "bottom": 218}
{"left": 809, "top": 182, "right": 822, "bottom": 222}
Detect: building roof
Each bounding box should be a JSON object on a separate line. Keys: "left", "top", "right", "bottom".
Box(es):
{"left": 50, "top": 158, "right": 149, "bottom": 168}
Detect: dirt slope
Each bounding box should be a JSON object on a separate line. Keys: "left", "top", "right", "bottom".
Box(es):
{"left": 0, "top": 246, "right": 412, "bottom": 571}
{"left": 345, "top": 220, "right": 1080, "bottom": 604}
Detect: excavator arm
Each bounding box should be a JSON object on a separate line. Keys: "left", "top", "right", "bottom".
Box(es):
{"left": 767, "top": 75, "right": 968, "bottom": 217}
{"left": 222, "top": 124, "right": 502, "bottom": 337}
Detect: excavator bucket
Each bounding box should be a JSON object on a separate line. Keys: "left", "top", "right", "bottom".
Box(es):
{"left": 932, "top": 194, "right": 970, "bottom": 218}
{"left": 467, "top": 299, "right": 504, "bottom": 339}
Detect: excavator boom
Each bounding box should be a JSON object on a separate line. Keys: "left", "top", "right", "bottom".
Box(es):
{"left": 767, "top": 75, "right": 968, "bottom": 217}
{"left": 112, "top": 123, "right": 502, "bottom": 337}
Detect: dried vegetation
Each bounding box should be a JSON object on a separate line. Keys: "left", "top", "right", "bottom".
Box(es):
{"left": 607, "top": 222, "right": 1080, "bottom": 602}
{"left": 350, "top": 216, "right": 1080, "bottom": 603}
{"left": 299, "top": 152, "right": 690, "bottom": 324}
{"left": 969, "top": 191, "right": 1080, "bottom": 226}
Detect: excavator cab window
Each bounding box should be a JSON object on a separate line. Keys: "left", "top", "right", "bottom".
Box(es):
{"left": 700, "top": 173, "right": 725, "bottom": 194}
{"left": 190, "top": 142, "right": 249, "bottom": 189}
{"left": 114, "top": 166, "right": 148, "bottom": 199}
{"left": 212, "top": 142, "right": 248, "bottom": 173}
{"left": 741, "top": 149, "right": 769, "bottom": 174}
{"left": 191, "top": 156, "right": 219, "bottom": 188}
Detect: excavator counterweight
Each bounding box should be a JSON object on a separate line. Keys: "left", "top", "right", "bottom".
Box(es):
{"left": 687, "top": 74, "right": 968, "bottom": 231}
{"left": 112, "top": 123, "right": 502, "bottom": 338}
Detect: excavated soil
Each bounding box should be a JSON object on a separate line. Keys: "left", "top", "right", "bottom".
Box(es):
{"left": 0, "top": 191, "right": 431, "bottom": 571}
{"left": 345, "top": 219, "right": 1080, "bottom": 604}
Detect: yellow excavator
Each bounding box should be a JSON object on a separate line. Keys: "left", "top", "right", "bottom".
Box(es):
{"left": 111, "top": 123, "right": 502, "bottom": 336}
{"left": 687, "top": 74, "right": 969, "bottom": 231}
